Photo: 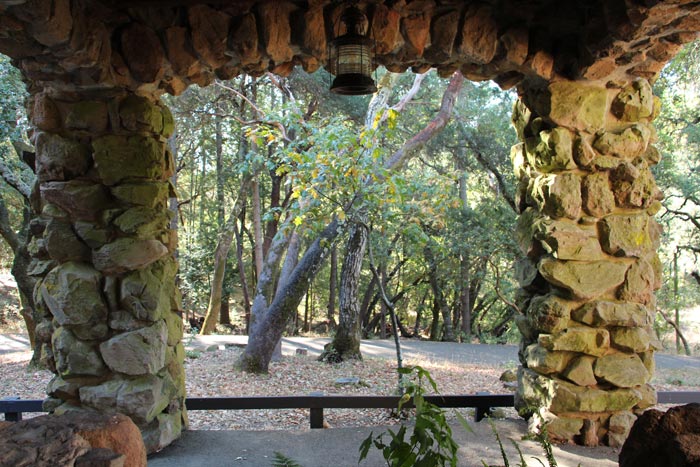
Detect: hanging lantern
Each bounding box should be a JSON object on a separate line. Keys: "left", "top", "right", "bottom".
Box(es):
{"left": 328, "top": 5, "right": 377, "bottom": 95}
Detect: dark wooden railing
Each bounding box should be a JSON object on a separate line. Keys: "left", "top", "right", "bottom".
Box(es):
{"left": 2, "top": 391, "right": 698, "bottom": 428}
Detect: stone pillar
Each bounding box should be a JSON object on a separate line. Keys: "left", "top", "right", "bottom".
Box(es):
{"left": 28, "top": 88, "right": 185, "bottom": 453}
{"left": 512, "top": 77, "right": 663, "bottom": 446}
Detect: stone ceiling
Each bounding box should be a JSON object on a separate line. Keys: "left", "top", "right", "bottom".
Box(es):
{"left": 0, "top": 0, "right": 698, "bottom": 95}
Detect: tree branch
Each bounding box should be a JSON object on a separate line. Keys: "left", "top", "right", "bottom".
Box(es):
{"left": 383, "top": 72, "right": 464, "bottom": 172}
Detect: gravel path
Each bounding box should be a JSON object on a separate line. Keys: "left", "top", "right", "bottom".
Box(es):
{"left": 189, "top": 334, "right": 700, "bottom": 370}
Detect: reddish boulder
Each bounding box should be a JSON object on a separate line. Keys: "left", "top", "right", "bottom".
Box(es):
{"left": 619, "top": 403, "right": 700, "bottom": 467}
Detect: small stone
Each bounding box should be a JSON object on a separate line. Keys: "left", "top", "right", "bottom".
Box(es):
{"left": 594, "top": 353, "right": 649, "bottom": 388}
{"left": 499, "top": 369, "right": 517, "bottom": 382}
{"left": 335, "top": 376, "right": 361, "bottom": 386}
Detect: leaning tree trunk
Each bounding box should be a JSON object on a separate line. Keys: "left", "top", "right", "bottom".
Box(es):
{"left": 240, "top": 219, "right": 339, "bottom": 372}
{"left": 200, "top": 179, "right": 250, "bottom": 335}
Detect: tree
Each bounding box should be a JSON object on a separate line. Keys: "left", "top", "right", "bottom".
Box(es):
{"left": 0, "top": 54, "right": 41, "bottom": 365}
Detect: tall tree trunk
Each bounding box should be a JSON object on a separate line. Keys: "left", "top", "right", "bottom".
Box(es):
{"left": 425, "top": 244, "right": 455, "bottom": 341}
{"left": 234, "top": 218, "right": 252, "bottom": 333}
{"left": 200, "top": 179, "right": 251, "bottom": 335}
{"left": 252, "top": 175, "right": 264, "bottom": 279}
{"left": 324, "top": 220, "right": 367, "bottom": 361}
{"left": 458, "top": 172, "right": 471, "bottom": 341}
{"left": 327, "top": 244, "right": 337, "bottom": 326}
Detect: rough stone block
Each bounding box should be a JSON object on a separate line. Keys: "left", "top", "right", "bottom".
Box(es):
{"left": 538, "top": 258, "right": 629, "bottom": 300}
{"left": 611, "top": 79, "right": 654, "bottom": 122}
{"left": 41, "top": 181, "right": 112, "bottom": 221}
{"left": 35, "top": 133, "right": 91, "bottom": 183}
{"left": 65, "top": 101, "right": 109, "bottom": 133}
{"left": 92, "top": 135, "right": 165, "bottom": 186}
{"left": 119, "top": 265, "right": 170, "bottom": 322}
{"left": 93, "top": 238, "right": 168, "bottom": 274}
{"left": 610, "top": 327, "right": 651, "bottom": 352}
{"left": 526, "top": 293, "right": 574, "bottom": 334}
{"left": 52, "top": 327, "right": 106, "bottom": 377}
{"left": 119, "top": 95, "right": 164, "bottom": 134}
{"left": 110, "top": 182, "right": 169, "bottom": 209}
{"left": 618, "top": 258, "right": 655, "bottom": 305}
{"left": 547, "top": 81, "right": 608, "bottom": 131}
{"left": 525, "top": 344, "right": 574, "bottom": 374}
{"left": 599, "top": 213, "right": 654, "bottom": 258}
{"left": 99, "top": 321, "right": 168, "bottom": 375}
{"left": 562, "top": 355, "right": 597, "bottom": 387}
{"left": 582, "top": 172, "right": 616, "bottom": 218}
{"left": 45, "top": 219, "right": 91, "bottom": 262}
{"left": 40, "top": 262, "right": 107, "bottom": 327}
{"left": 525, "top": 127, "right": 576, "bottom": 172}
{"left": 458, "top": 4, "right": 498, "bottom": 64}
{"left": 536, "top": 218, "right": 605, "bottom": 261}
{"left": 538, "top": 326, "right": 610, "bottom": 357}
{"left": 571, "top": 300, "right": 651, "bottom": 327}
{"left": 593, "top": 124, "right": 651, "bottom": 160}
{"left": 550, "top": 378, "right": 641, "bottom": 413}
{"left": 594, "top": 353, "right": 650, "bottom": 388}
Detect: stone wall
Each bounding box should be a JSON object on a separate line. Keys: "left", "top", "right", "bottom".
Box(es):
{"left": 512, "top": 77, "right": 663, "bottom": 446}
{"left": 28, "top": 88, "right": 185, "bottom": 453}
{"left": 0, "top": 1, "right": 698, "bottom": 95}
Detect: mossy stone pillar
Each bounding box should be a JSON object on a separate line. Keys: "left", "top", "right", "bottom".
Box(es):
{"left": 512, "top": 77, "right": 663, "bottom": 446}
{"left": 28, "top": 88, "right": 185, "bottom": 453}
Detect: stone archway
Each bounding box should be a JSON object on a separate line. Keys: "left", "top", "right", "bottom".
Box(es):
{"left": 0, "top": 0, "right": 698, "bottom": 452}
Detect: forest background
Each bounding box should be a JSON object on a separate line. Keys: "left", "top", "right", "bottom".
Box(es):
{"left": 0, "top": 40, "right": 699, "bottom": 371}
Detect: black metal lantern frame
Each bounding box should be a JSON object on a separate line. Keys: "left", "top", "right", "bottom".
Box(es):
{"left": 328, "top": 5, "right": 377, "bottom": 95}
